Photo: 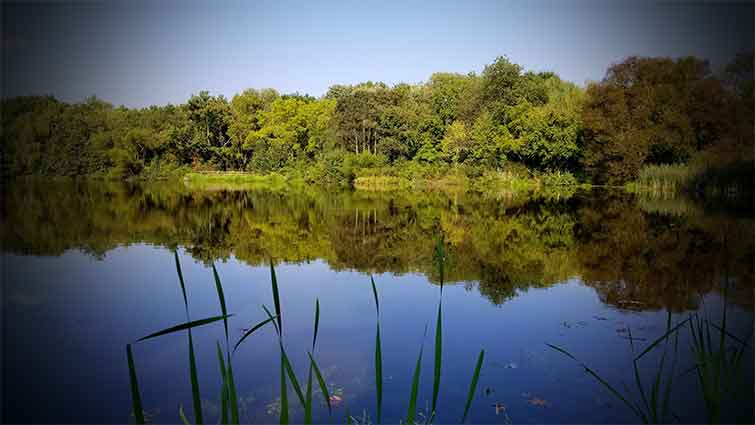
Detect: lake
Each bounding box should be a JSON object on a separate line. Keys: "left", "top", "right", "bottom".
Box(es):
{"left": 2, "top": 180, "right": 752, "bottom": 424}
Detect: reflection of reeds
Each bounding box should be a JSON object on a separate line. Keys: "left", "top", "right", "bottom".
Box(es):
{"left": 127, "top": 241, "right": 486, "bottom": 424}
{"left": 627, "top": 164, "right": 697, "bottom": 196}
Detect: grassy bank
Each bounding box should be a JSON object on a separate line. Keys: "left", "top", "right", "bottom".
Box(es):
{"left": 183, "top": 171, "right": 306, "bottom": 191}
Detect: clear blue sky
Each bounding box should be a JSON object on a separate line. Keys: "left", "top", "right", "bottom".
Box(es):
{"left": 2, "top": 0, "right": 752, "bottom": 107}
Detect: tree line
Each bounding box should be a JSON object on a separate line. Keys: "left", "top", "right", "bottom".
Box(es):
{"left": 1, "top": 53, "right": 751, "bottom": 184}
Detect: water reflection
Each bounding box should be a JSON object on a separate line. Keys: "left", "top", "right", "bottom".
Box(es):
{"left": 2, "top": 180, "right": 753, "bottom": 424}
{"left": 2, "top": 180, "right": 752, "bottom": 311}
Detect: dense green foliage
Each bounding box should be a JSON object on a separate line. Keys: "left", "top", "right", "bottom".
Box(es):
{"left": 2, "top": 54, "right": 750, "bottom": 185}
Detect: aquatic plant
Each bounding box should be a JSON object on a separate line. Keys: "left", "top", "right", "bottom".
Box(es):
{"left": 126, "top": 240, "right": 486, "bottom": 424}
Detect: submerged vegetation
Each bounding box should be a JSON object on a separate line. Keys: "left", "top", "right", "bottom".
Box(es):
{"left": 2, "top": 53, "right": 752, "bottom": 195}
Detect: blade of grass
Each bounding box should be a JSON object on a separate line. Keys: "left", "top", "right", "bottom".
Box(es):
{"left": 308, "top": 352, "right": 332, "bottom": 415}
{"left": 212, "top": 263, "right": 229, "bottom": 345}
{"left": 226, "top": 356, "right": 239, "bottom": 425}
{"left": 370, "top": 276, "right": 379, "bottom": 316}
{"left": 431, "top": 302, "right": 442, "bottom": 417}
{"left": 233, "top": 316, "right": 277, "bottom": 353}
{"left": 281, "top": 344, "right": 306, "bottom": 408}
{"left": 406, "top": 338, "right": 425, "bottom": 425}
{"left": 375, "top": 325, "right": 382, "bottom": 425}
{"left": 634, "top": 318, "right": 689, "bottom": 361}
{"left": 270, "top": 262, "right": 283, "bottom": 336}
{"left": 312, "top": 298, "right": 320, "bottom": 352}
{"left": 179, "top": 405, "right": 191, "bottom": 425}
{"left": 627, "top": 329, "right": 649, "bottom": 415}
{"left": 279, "top": 350, "right": 289, "bottom": 425}
{"left": 174, "top": 251, "right": 189, "bottom": 313}
{"left": 547, "top": 343, "right": 645, "bottom": 422}
{"left": 188, "top": 330, "right": 203, "bottom": 425}
{"left": 137, "top": 315, "right": 233, "bottom": 342}
{"left": 126, "top": 344, "right": 145, "bottom": 425}
{"left": 216, "top": 342, "right": 229, "bottom": 425}
{"left": 304, "top": 366, "right": 313, "bottom": 425}
{"left": 263, "top": 305, "right": 281, "bottom": 337}
{"left": 461, "top": 349, "right": 484, "bottom": 423}
{"left": 306, "top": 298, "right": 321, "bottom": 425}
{"left": 370, "top": 276, "right": 382, "bottom": 424}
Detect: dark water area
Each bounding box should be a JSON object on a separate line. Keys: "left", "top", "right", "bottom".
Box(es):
{"left": 2, "top": 180, "right": 753, "bottom": 424}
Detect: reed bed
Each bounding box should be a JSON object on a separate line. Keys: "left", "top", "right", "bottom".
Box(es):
{"left": 126, "top": 240, "right": 485, "bottom": 424}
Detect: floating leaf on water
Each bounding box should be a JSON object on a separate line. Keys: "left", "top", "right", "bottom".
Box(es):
{"left": 527, "top": 397, "right": 550, "bottom": 407}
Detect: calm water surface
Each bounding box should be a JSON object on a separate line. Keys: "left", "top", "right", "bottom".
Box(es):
{"left": 2, "top": 180, "right": 752, "bottom": 424}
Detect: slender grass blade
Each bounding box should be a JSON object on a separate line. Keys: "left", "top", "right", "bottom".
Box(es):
{"left": 308, "top": 352, "right": 332, "bottom": 415}
{"left": 406, "top": 341, "right": 425, "bottom": 425}
{"left": 174, "top": 251, "right": 189, "bottom": 312}
{"left": 216, "top": 342, "right": 229, "bottom": 425}
{"left": 634, "top": 318, "right": 689, "bottom": 361}
{"left": 212, "top": 263, "right": 229, "bottom": 344}
{"left": 281, "top": 345, "right": 306, "bottom": 408}
{"left": 461, "top": 349, "right": 484, "bottom": 423}
{"left": 304, "top": 366, "right": 313, "bottom": 425}
{"left": 179, "top": 405, "right": 191, "bottom": 425}
{"left": 188, "top": 330, "right": 203, "bottom": 425}
{"left": 226, "top": 356, "right": 240, "bottom": 425}
{"left": 547, "top": 343, "right": 644, "bottom": 421}
{"left": 262, "top": 305, "right": 281, "bottom": 337}
{"left": 270, "top": 262, "right": 283, "bottom": 336}
{"left": 126, "top": 344, "right": 145, "bottom": 425}
{"left": 431, "top": 302, "right": 442, "bottom": 417}
{"left": 371, "top": 275, "right": 382, "bottom": 424}
{"left": 233, "top": 316, "right": 277, "bottom": 353}
{"left": 312, "top": 298, "right": 320, "bottom": 352}
{"left": 280, "top": 350, "right": 289, "bottom": 425}
{"left": 375, "top": 325, "right": 382, "bottom": 425}
{"left": 137, "top": 315, "right": 233, "bottom": 342}
{"left": 370, "top": 276, "right": 379, "bottom": 316}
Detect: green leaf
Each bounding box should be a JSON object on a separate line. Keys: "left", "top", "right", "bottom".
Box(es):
{"left": 304, "top": 366, "right": 313, "bottom": 425}
{"left": 407, "top": 340, "right": 425, "bottom": 425}
{"left": 179, "top": 405, "right": 191, "bottom": 425}
{"left": 308, "top": 352, "right": 332, "bottom": 415}
{"left": 431, "top": 301, "right": 442, "bottom": 417}
{"left": 375, "top": 325, "right": 382, "bottom": 425}
{"left": 216, "top": 342, "right": 229, "bottom": 425}
{"left": 174, "top": 251, "right": 189, "bottom": 314}
{"left": 634, "top": 318, "right": 689, "bottom": 361}
{"left": 279, "top": 350, "right": 289, "bottom": 425}
{"left": 262, "top": 305, "right": 281, "bottom": 337}
{"left": 126, "top": 344, "right": 145, "bottom": 425}
{"left": 270, "top": 262, "right": 283, "bottom": 336}
{"left": 281, "top": 344, "right": 306, "bottom": 408}
{"left": 547, "top": 343, "right": 644, "bottom": 421}
{"left": 461, "top": 349, "right": 484, "bottom": 423}
{"left": 370, "top": 275, "right": 379, "bottom": 316}
{"left": 233, "top": 316, "right": 277, "bottom": 353}
{"left": 188, "top": 330, "right": 203, "bottom": 425}
{"left": 137, "top": 315, "right": 233, "bottom": 342}
{"left": 212, "top": 263, "right": 229, "bottom": 345}
{"left": 226, "top": 355, "right": 240, "bottom": 425}
{"left": 312, "top": 298, "right": 320, "bottom": 352}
